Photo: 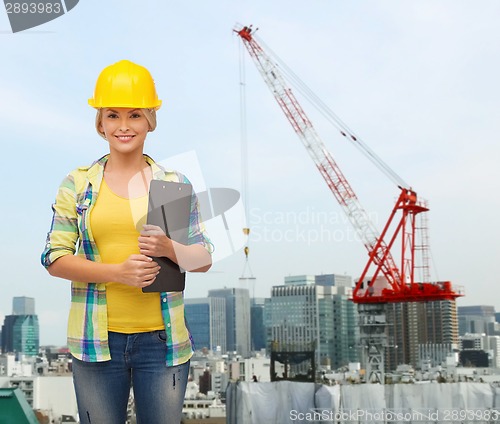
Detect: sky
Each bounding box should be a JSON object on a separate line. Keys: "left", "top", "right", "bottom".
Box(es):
{"left": 1, "top": 0, "right": 499, "bottom": 345}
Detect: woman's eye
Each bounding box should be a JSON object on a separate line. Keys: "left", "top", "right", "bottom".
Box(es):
{"left": 130, "top": 113, "right": 141, "bottom": 119}
{"left": 106, "top": 113, "right": 118, "bottom": 119}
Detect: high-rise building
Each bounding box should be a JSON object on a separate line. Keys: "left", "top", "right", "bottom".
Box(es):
{"left": 315, "top": 274, "right": 352, "bottom": 288}
{"left": 284, "top": 275, "right": 315, "bottom": 286}
{"left": 1, "top": 316, "right": 18, "bottom": 354}
{"left": 266, "top": 274, "right": 359, "bottom": 370}
{"left": 250, "top": 298, "right": 267, "bottom": 351}
{"left": 458, "top": 305, "right": 496, "bottom": 316}
{"left": 459, "top": 333, "right": 500, "bottom": 367}
{"left": 185, "top": 297, "right": 226, "bottom": 353}
{"left": 1, "top": 297, "right": 39, "bottom": 356}
{"left": 12, "top": 297, "right": 35, "bottom": 316}
{"left": 458, "top": 305, "right": 497, "bottom": 336}
{"left": 386, "top": 300, "right": 459, "bottom": 370}
{"left": 208, "top": 288, "right": 251, "bottom": 357}
{"left": 13, "top": 315, "right": 39, "bottom": 356}
{"left": 332, "top": 288, "right": 360, "bottom": 368}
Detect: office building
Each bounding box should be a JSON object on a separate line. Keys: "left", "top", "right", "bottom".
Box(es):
{"left": 283, "top": 275, "right": 315, "bottom": 286}
{"left": 185, "top": 297, "right": 226, "bottom": 353}
{"left": 386, "top": 300, "right": 459, "bottom": 370}
{"left": 1, "top": 297, "right": 39, "bottom": 356}
{"left": 418, "top": 343, "right": 456, "bottom": 368}
{"left": 12, "top": 297, "right": 35, "bottom": 316}
{"left": 315, "top": 274, "right": 352, "bottom": 288}
{"left": 13, "top": 315, "right": 39, "bottom": 356}
{"left": 208, "top": 288, "right": 251, "bottom": 357}
{"left": 458, "top": 305, "right": 497, "bottom": 336}
{"left": 460, "top": 333, "right": 489, "bottom": 367}
{"left": 1, "top": 316, "right": 17, "bottom": 354}
{"left": 459, "top": 333, "right": 500, "bottom": 368}
{"left": 250, "top": 298, "right": 267, "bottom": 351}
{"left": 266, "top": 274, "right": 359, "bottom": 370}
{"left": 332, "top": 288, "right": 360, "bottom": 368}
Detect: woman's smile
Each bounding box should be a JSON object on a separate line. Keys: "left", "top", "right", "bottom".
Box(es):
{"left": 114, "top": 134, "right": 135, "bottom": 142}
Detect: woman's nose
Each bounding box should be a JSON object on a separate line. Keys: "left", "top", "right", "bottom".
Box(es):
{"left": 119, "top": 119, "right": 129, "bottom": 131}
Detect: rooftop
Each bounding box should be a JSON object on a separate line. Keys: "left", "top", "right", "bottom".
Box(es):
{"left": 0, "top": 388, "right": 39, "bottom": 424}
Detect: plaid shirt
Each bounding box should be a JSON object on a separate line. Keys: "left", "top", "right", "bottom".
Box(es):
{"left": 41, "top": 154, "right": 212, "bottom": 365}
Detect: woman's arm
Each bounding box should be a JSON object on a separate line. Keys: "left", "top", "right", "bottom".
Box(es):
{"left": 169, "top": 242, "right": 212, "bottom": 272}
{"left": 138, "top": 224, "right": 212, "bottom": 272}
{"left": 48, "top": 254, "right": 161, "bottom": 288}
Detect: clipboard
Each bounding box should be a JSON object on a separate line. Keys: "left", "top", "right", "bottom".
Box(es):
{"left": 142, "top": 180, "right": 192, "bottom": 293}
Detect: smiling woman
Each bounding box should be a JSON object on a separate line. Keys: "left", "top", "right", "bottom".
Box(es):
{"left": 98, "top": 108, "right": 151, "bottom": 158}
{"left": 40, "top": 59, "right": 213, "bottom": 424}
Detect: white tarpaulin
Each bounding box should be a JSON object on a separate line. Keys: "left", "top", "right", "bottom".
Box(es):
{"left": 227, "top": 381, "right": 500, "bottom": 424}
{"left": 340, "top": 384, "right": 387, "bottom": 424}
{"left": 228, "top": 381, "right": 316, "bottom": 424}
{"left": 314, "top": 384, "right": 341, "bottom": 411}
{"left": 389, "top": 382, "right": 495, "bottom": 424}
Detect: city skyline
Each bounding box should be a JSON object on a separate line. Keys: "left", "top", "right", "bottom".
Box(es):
{"left": 5, "top": 284, "right": 499, "bottom": 349}
{"left": 5, "top": 281, "right": 498, "bottom": 373}
{"left": 1, "top": 1, "right": 499, "bottom": 346}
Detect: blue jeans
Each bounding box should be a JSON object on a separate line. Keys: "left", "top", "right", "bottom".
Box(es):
{"left": 72, "top": 331, "right": 189, "bottom": 424}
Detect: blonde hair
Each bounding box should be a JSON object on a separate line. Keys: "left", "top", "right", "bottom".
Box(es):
{"left": 95, "top": 108, "right": 157, "bottom": 139}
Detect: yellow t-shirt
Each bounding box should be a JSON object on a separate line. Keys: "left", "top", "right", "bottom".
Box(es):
{"left": 90, "top": 179, "right": 164, "bottom": 333}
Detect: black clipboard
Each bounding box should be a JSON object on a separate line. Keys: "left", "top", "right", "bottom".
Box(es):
{"left": 142, "top": 180, "right": 192, "bottom": 293}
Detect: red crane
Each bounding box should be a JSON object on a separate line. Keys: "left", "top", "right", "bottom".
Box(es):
{"left": 236, "top": 25, "right": 462, "bottom": 304}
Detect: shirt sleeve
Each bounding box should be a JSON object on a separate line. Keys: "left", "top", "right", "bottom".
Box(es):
{"left": 41, "top": 173, "right": 79, "bottom": 268}
{"left": 181, "top": 175, "right": 214, "bottom": 254}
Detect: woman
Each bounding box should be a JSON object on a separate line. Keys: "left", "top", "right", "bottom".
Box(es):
{"left": 41, "top": 60, "right": 212, "bottom": 424}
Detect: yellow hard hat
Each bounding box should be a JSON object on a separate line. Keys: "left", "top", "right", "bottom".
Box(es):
{"left": 88, "top": 60, "right": 162, "bottom": 110}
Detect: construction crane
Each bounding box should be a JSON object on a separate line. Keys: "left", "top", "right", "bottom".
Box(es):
{"left": 235, "top": 25, "right": 463, "bottom": 382}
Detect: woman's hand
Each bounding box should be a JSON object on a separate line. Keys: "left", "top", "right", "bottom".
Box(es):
{"left": 116, "top": 254, "right": 160, "bottom": 288}
{"left": 138, "top": 224, "right": 212, "bottom": 272}
{"left": 138, "top": 224, "right": 172, "bottom": 258}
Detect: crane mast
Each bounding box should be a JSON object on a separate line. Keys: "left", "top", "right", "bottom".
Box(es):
{"left": 236, "top": 25, "right": 461, "bottom": 304}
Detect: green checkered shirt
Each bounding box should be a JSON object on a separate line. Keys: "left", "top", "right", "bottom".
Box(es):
{"left": 41, "top": 154, "right": 212, "bottom": 365}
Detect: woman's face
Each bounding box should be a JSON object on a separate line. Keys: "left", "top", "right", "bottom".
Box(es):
{"left": 99, "top": 108, "right": 150, "bottom": 155}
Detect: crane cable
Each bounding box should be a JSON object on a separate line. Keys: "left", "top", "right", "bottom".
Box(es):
{"left": 239, "top": 37, "right": 254, "bottom": 279}
{"left": 256, "top": 35, "right": 409, "bottom": 189}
